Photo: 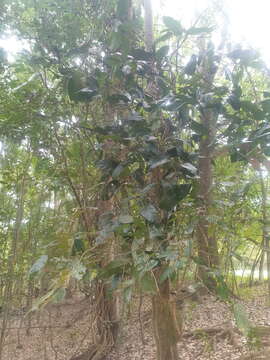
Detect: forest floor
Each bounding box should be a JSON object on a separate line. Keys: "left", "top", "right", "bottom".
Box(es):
{"left": 1, "top": 284, "right": 270, "bottom": 360}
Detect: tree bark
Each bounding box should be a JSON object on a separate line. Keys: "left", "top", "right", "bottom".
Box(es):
{"left": 196, "top": 107, "right": 220, "bottom": 289}
{"left": 196, "top": 43, "right": 220, "bottom": 290}
{"left": 152, "top": 273, "right": 181, "bottom": 360}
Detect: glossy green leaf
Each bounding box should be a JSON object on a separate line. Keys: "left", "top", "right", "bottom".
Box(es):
{"left": 159, "top": 184, "right": 192, "bottom": 211}
{"left": 163, "top": 16, "right": 183, "bottom": 36}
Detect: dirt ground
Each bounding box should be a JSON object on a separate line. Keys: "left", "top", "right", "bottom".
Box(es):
{"left": 1, "top": 285, "right": 270, "bottom": 360}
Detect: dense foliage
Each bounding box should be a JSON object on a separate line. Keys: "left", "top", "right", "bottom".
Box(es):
{"left": 1, "top": 1, "right": 270, "bottom": 359}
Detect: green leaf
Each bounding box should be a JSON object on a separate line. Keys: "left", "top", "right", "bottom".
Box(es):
{"left": 112, "top": 163, "right": 129, "bottom": 179}
{"left": 131, "top": 48, "right": 152, "bottom": 61}
{"left": 161, "top": 98, "right": 184, "bottom": 111}
{"left": 228, "top": 94, "right": 241, "bottom": 110}
{"left": 163, "top": 16, "right": 183, "bottom": 36}
{"left": 230, "top": 149, "right": 246, "bottom": 163}
{"left": 263, "top": 91, "right": 270, "bottom": 98}
{"left": 67, "top": 71, "right": 97, "bottom": 102}
{"left": 52, "top": 288, "right": 66, "bottom": 303}
{"left": 118, "top": 215, "right": 134, "bottom": 224}
{"left": 72, "top": 237, "right": 85, "bottom": 255}
{"left": 184, "top": 55, "right": 197, "bottom": 75}
{"left": 240, "top": 100, "right": 260, "bottom": 114}
{"left": 262, "top": 146, "right": 270, "bottom": 156}
{"left": 31, "top": 289, "right": 56, "bottom": 312}
{"left": 228, "top": 49, "right": 258, "bottom": 64}
{"left": 68, "top": 71, "right": 84, "bottom": 102}
{"left": 155, "top": 31, "right": 174, "bottom": 44}
{"left": 261, "top": 99, "right": 270, "bottom": 113}
{"left": 103, "top": 259, "right": 129, "bottom": 277}
{"left": 77, "top": 88, "right": 98, "bottom": 101}
{"left": 156, "top": 45, "right": 170, "bottom": 61}
{"left": 108, "top": 93, "right": 131, "bottom": 104}
{"left": 29, "top": 255, "right": 48, "bottom": 275}
{"left": 160, "top": 266, "right": 176, "bottom": 283}
{"left": 71, "top": 259, "right": 87, "bottom": 280}
{"left": 140, "top": 204, "right": 159, "bottom": 223}
{"left": 181, "top": 163, "right": 197, "bottom": 176}
{"left": 139, "top": 273, "right": 156, "bottom": 293}
{"left": 105, "top": 54, "right": 123, "bottom": 66}
{"left": 190, "top": 120, "right": 208, "bottom": 135}
{"left": 117, "top": 0, "right": 132, "bottom": 20}
{"left": 186, "top": 27, "right": 214, "bottom": 35}
{"left": 149, "top": 157, "right": 170, "bottom": 169}
{"left": 160, "top": 184, "right": 192, "bottom": 211}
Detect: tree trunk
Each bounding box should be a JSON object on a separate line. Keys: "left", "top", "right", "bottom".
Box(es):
{"left": 196, "top": 43, "right": 220, "bottom": 290}
{"left": 142, "top": 1, "right": 181, "bottom": 358}
{"left": 152, "top": 274, "right": 181, "bottom": 360}
{"left": 259, "top": 249, "right": 265, "bottom": 281}
{"left": 196, "top": 108, "right": 219, "bottom": 289}
{"left": 144, "top": 0, "right": 154, "bottom": 51}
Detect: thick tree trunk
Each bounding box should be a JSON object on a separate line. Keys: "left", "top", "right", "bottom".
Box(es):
{"left": 152, "top": 274, "right": 181, "bottom": 360}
